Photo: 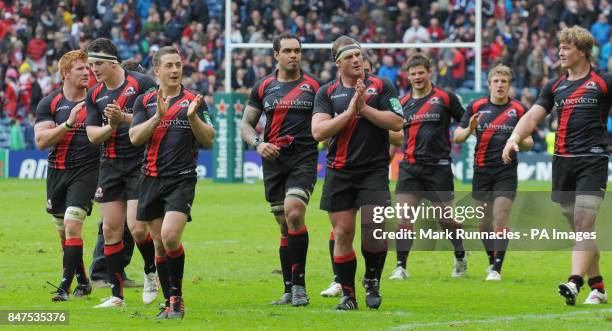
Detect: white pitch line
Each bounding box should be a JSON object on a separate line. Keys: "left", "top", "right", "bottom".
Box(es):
{"left": 391, "top": 308, "right": 612, "bottom": 330}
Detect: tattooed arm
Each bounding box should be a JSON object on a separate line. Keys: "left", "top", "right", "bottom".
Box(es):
{"left": 241, "top": 105, "right": 279, "bottom": 160}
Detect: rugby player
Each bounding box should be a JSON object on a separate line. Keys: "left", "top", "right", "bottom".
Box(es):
{"left": 241, "top": 32, "right": 320, "bottom": 306}
{"left": 321, "top": 56, "right": 375, "bottom": 298}
{"left": 390, "top": 53, "right": 467, "bottom": 281}
{"left": 503, "top": 26, "right": 611, "bottom": 305}
{"left": 85, "top": 38, "right": 158, "bottom": 307}
{"left": 89, "top": 60, "right": 147, "bottom": 289}
{"left": 130, "top": 46, "right": 215, "bottom": 319}
{"left": 454, "top": 64, "right": 532, "bottom": 281}
{"left": 312, "top": 36, "right": 403, "bottom": 310}
{"left": 35, "top": 50, "right": 98, "bottom": 301}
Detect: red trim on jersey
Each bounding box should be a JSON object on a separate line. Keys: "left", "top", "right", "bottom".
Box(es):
{"left": 591, "top": 72, "right": 611, "bottom": 125}
{"left": 330, "top": 78, "right": 381, "bottom": 169}
{"left": 258, "top": 75, "right": 276, "bottom": 100}
{"left": 555, "top": 74, "right": 594, "bottom": 155}
{"left": 366, "top": 76, "right": 384, "bottom": 98}
{"left": 551, "top": 75, "right": 566, "bottom": 93}
{"left": 90, "top": 83, "right": 104, "bottom": 103}
{"left": 266, "top": 85, "right": 304, "bottom": 143}
{"left": 471, "top": 98, "right": 488, "bottom": 115}
{"left": 50, "top": 92, "right": 63, "bottom": 116}
{"left": 142, "top": 89, "right": 157, "bottom": 105}
{"left": 104, "top": 75, "right": 140, "bottom": 159}
{"left": 404, "top": 91, "right": 441, "bottom": 164}
{"left": 303, "top": 73, "right": 320, "bottom": 91}
{"left": 55, "top": 105, "right": 86, "bottom": 169}
{"left": 509, "top": 100, "right": 526, "bottom": 117}
{"left": 400, "top": 93, "right": 411, "bottom": 106}
{"left": 145, "top": 94, "right": 192, "bottom": 176}
{"left": 434, "top": 87, "right": 450, "bottom": 107}
{"left": 475, "top": 107, "right": 512, "bottom": 167}
{"left": 87, "top": 69, "right": 98, "bottom": 89}
{"left": 327, "top": 80, "right": 340, "bottom": 96}
{"left": 590, "top": 71, "right": 608, "bottom": 95}
{"left": 370, "top": 76, "right": 383, "bottom": 91}
{"left": 331, "top": 117, "right": 358, "bottom": 169}
{"left": 183, "top": 88, "right": 196, "bottom": 99}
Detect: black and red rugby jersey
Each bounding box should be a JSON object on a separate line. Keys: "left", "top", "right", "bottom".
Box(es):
{"left": 460, "top": 97, "right": 527, "bottom": 167}
{"left": 85, "top": 70, "right": 156, "bottom": 160}
{"left": 132, "top": 87, "right": 212, "bottom": 178}
{"left": 36, "top": 88, "right": 99, "bottom": 170}
{"left": 535, "top": 67, "right": 612, "bottom": 156}
{"left": 400, "top": 86, "right": 464, "bottom": 165}
{"left": 314, "top": 74, "right": 403, "bottom": 170}
{"left": 248, "top": 70, "right": 321, "bottom": 149}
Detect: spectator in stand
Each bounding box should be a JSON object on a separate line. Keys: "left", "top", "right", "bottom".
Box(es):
{"left": 591, "top": 13, "right": 610, "bottom": 47}
{"left": 0, "top": 116, "right": 10, "bottom": 149}
{"left": 402, "top": 18, "right": 430, "bottom": 43}
{"left": 378, "top": 55, "right": 400, "bottom": 88}
{"left": 0, "top": 0, "right": 601, "bottom": 155}
{"left": 450, "top": 49, "right": 466, "bottom": 89}
{"left": 4, "top": 68, "right": 18, "bottom": 118}
{"left": 428, "top": 18, "right": 445, "bottom": 42}
{"left": 27, "top": 26, "right": 48, "bottom": 70}
{"left": 489, "top": 35, "right": 506, "bottom": 64}
{"left": 23, "top": 112, "right": 35, "bottom": 150}
{"left": 17, "top": 63, "right": 35, "bottom": 116}
{"left": 560, "top": 1, "right": 581, "bottom": 27}
{"left": 526, "top": 44, "right": 547, "bottom": 88}
{"left": 601, "top": 35, "right": 612, "bottom": 70}
{"left": 8, "top": 118, "right": 25, "bottom": 150}
{"left": 531, "top": 3, "right": 551, "bottom": 33}
{"left": 512, "top": 39, "right": 529, "bottom": 88}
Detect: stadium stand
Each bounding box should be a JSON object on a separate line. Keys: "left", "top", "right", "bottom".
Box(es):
{"left": 0, "top": 0, "right": 610, "bottom": 151}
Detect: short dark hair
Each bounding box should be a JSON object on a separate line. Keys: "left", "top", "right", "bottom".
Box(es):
{"left": 272, "top": 32, "right": 301, "bottom": 53}
{"left": 121, "top": 60, "right": 145, "bottom": 73}
{"left": 87, "top": 38, "right": 119, "bottom": 60}
{"left": 406, "top": 53, "right": 431, "bottom": 71}
{"left": 152, "top": 46, "right": 181, "bottom": 67}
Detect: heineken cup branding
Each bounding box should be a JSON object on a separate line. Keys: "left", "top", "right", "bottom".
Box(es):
{"left": 212, "top": 93, "right": 245, "bottom": 182}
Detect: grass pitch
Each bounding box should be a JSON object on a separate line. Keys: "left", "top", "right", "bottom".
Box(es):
{"left": 0, "top": 179, "right": 611, "bottom": 330}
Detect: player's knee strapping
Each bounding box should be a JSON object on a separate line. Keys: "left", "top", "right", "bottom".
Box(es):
{"left": 286, "top": 187, "right": 311, "bottom": 206}
{"left": 64, "top": 206, "right": 87, "bottom": 222}
{"left": 270, "top": 201, "right": 284, "bottom": 216}
{"left": 575, "top": 195, "right": 603, "bottom": 215}
{"left": 52, "top": 214, "right": 64, "bottom": 231}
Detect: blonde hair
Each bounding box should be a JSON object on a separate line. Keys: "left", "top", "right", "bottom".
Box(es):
{"left": 488, "top": 64, "right": 513, "bottom": 83}
{"left": 58, "top": 50, "right": 88, "bottom": 80}
{"left": 558, "top": 26, "right": 594, "bottom": 63}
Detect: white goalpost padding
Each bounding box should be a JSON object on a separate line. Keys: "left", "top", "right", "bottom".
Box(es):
{"left": 224, "top": 0, "right": 483, "bottom": 93}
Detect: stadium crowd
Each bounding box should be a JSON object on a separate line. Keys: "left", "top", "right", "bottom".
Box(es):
{"left": 0, "top": 0, "right": 611, "bottom": 151}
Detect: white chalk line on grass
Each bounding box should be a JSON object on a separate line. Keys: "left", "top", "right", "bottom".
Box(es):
{"left": 391, "top": 308, "right": 612, "bottom": 330}
{"left": 210, "top": 307, "right": 414, "bottom": 317}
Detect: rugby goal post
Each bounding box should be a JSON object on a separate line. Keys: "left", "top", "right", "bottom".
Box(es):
{"left": 223, "top": 0, "right": 484, "bottom": 93}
